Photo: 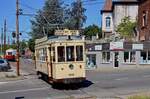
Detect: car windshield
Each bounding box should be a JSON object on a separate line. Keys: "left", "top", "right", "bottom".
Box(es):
{"left": 0, "top": 60, "right": 5, "bottom": 64}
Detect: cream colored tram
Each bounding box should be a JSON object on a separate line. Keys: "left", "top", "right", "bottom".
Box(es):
{"left": 35, "top": 35, "right": 86, "bottom": 84}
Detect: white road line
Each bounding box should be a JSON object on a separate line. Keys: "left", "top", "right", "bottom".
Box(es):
{"left": 0, "top": 87, "right": 50, "bottom": 94}
{"left": 0, "top": 82, "right": 8, "bottom": 85}
{"left": 0, "top": 78, "right": 29, "bottom": 85}
{"left": 115, "top": 77, "right": 128, "bottom": 81}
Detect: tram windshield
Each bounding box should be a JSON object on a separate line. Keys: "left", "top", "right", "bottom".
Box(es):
{"left": 58, "top": 46, "right": 65, "bottom": 62}
{"left": 57, "top": 45, "right": 84, "bottom": 62}
{"left": 66, "top": 46, "right": 74, "bottom": 61}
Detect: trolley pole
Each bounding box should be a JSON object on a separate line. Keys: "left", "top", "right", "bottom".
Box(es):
{"left": 16, "top": 0, "right": 20, "bottom": 76}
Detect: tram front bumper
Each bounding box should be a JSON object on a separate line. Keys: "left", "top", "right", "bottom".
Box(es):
{"left": 52, "top": 77, "right": 86, "bottom": 84}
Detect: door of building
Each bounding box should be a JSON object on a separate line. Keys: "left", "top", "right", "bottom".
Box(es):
{"left": 114, "top": 52, "right": 119, "bottom": 67}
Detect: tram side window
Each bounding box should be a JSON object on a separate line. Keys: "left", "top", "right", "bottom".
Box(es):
{"left": 41, "top": 48, "right": 47, "bottom": 62}
{"left": 66, "top": 46, "right": 74, "bottom": 61}
{"left": 52, "top": 47, "right": 55, "bottom": 62}
{"left": 76, "top": 46, "right": 83, "bottom": 61}
{"left": 57, "top": 46, "right": 65, "bottom": 62}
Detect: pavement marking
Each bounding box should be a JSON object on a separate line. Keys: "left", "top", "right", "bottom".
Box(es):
{"left": 0, "top": 79, "right": 28, "bottom": 84}
{"left": 0, "top": 82, "right": 8, "bottom": 85}
{"left": 0, "top": 87, "right": 50, "bottom": 94}
{"left": 115, "top": 77, "right": 128, "bottom": 81}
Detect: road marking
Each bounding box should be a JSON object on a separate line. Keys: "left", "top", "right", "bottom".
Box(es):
{"left": 0, "top": 87, "right": 50, "bottom": 94}
{"left": 0, "top": 79, "right": 29, "bottom": 85}
{"left": 0, "top": 82, "right": 8, "bottom": 85}
{"left": 115, "top": 77, "right": 128, "bottom": 81}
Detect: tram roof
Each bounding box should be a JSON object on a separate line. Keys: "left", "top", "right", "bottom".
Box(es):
{"left": 35, "top": 35, "right": 84, "bottom": 44}
{"left": 48, "top": 35, "right": 82, "bottom": 41}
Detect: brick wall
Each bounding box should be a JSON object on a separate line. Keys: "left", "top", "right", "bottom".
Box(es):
{"left": 138, "top": 0, "right": 150, "bottom": 41}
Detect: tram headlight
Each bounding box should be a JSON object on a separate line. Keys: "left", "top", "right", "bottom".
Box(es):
{"left": 80, "top": 65, "right": 82, "bottom": 69}
{"left": 69, "top": 64, "right": 74, "bottom": 70}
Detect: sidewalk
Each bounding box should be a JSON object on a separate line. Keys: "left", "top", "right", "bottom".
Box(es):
{"left": 0, "top": 63, "right": 25, "bottom": 82}
{"left": 87, "top": 65, "right": 150, "bottom": 72}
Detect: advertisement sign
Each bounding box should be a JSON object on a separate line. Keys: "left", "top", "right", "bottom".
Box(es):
{"left": 132, "top": 44, "right": 143, "bottom": 50}
{"left": 110, "top": 42, "right": 123, "bottom": 50}
{"left": 95, "top": 45, "right": 102, "bottom": 51}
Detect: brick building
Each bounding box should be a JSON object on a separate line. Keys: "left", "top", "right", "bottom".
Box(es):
{"left": 138, "top": 0, "right": 150, "bottom": 41}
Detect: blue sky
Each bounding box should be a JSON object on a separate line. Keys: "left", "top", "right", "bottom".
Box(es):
{"left": 0, "top": 0, "right": 104, "bottom": 42}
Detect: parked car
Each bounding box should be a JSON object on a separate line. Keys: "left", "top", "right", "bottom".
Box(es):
{"left": 0, "top": 59, "right": 11, "bottom": 72}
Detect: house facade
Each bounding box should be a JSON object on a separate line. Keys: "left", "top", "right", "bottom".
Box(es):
{"left": 86, "top": 41, "right": 150, "bottom": 69}
{"left": 101, "top": 0, "right": 113, "bottom": 37}
{"left": 101, "top": 0, "right": 138, "bottom": 38}
{"left": 85, "top": 0, "right": 150, "bottom": 69}
{"left": 138, "top": 0, "right": 150, "bottom": 41}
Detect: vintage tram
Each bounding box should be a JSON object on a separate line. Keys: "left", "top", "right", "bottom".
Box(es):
{"left": 4, "top": 48, "right": 16, "bottom": 61}
{"left": 35, "top": 30, "right": 86, "bottom": 84}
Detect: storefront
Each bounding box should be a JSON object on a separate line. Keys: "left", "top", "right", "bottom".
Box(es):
{"left": 85, "top": 41, "right": 150, "bottom": 69}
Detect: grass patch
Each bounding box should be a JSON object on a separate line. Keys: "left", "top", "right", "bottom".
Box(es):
{"left": 128, "top": 95, "right": 150, "bottom": 99}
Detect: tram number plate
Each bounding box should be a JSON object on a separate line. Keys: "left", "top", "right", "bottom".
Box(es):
{"left": 68, "top": 73, "right": 74, "bottom": 76}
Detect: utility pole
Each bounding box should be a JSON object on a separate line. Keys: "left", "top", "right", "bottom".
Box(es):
{"left": 8, "top": 36, "right": 10, "bottom": 47}
{"left": 4, "top": 19, "right": 6, "bottom": 58}
{"left": 1, "top": 28, "right": 3, "bottom": 56}
{"left": 16, "top": 0, "right": 20, "bottom": 76}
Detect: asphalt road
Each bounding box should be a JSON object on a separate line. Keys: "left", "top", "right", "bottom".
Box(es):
{"left": 1, "top": 58, "right": 150, "bottom": 99}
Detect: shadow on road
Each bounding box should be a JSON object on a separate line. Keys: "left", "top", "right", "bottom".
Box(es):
{"left": 51, "top": 80, "right": 93, "bottom": 90}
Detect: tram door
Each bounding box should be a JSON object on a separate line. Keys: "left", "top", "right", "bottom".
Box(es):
{"left": 114, "top": 52, "right": 119, "bottom": 67}
{"left": 48, "top": 47, "right": 55, "bottom": 78}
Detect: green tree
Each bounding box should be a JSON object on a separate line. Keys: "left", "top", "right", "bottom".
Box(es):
{"left": 83, "top": 24, "right": 102, "bottom": 38}
{"left": 116, "top": 17, "right": 137, "bottom": 40}
{"left": 30, "top": 0, "right": 65, "bottom": 39}
{"left": 65, "top": 0, "right": 86, "bottom": 29}
{"left": 28, "top": 39, "right": 35, "bottom": 52}
{"left": 20, "top": 40, "right": 27, "bottom": 54}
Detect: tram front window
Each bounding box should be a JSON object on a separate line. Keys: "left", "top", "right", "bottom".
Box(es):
{"left": 66, "top": 46, "right": 74, "bottom": 61}
{"left": 76, "top": 46, "right": 83, "bottom": 61}
{"left": 58, "top": 46, "right": 65, "bottom": 62}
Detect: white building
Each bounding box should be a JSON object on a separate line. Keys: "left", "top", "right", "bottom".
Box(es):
{"left": 101, "top": 0, "right": 139, "bottom": 38}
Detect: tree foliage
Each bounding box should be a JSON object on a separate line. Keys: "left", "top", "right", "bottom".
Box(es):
{"left": 29, "top": 0, "right": 87, "bottom": 39}
{"left": 116, "top": 17, "right": 137, "bottom": 39}
{"left": 28, "top": 0, "right": 87, "bottom": 52}
{"left": 20, "top": 40, "right": 27, "bottom": 54}
{"left": 30, "top": 0, "right": 65, "bottom": 39}
{"left": 28, "top": 39, "right": 35, "bottom": 52}
{"left": 83, "top": 24, "right": 102, "bottom": 38}
{"left": 20, "top": 40, "right": 27, "bottom": 50}
{"left": 65, "top": 0, "right": 86, "bottom": 30}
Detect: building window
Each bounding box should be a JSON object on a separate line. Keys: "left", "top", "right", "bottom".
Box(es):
{"left": 57, "top": 46, "right": 65, "bottom": 62}
{"left": 86, "top": 54, "right": 96, "bottom": 68}
{"left": 142, "top": 11, "right": 147, "bottom": 27}
{"left": 140, "top": 51, "right": 150, "bottom": 64}
{"left": 106, "top": 17, "right": 111, "bottom": 28}
{"left": 102, "top": 52, "right": 110, "bottom": 63}
{"left": 124, "top": 51, "right": 136, "bottom": 63}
